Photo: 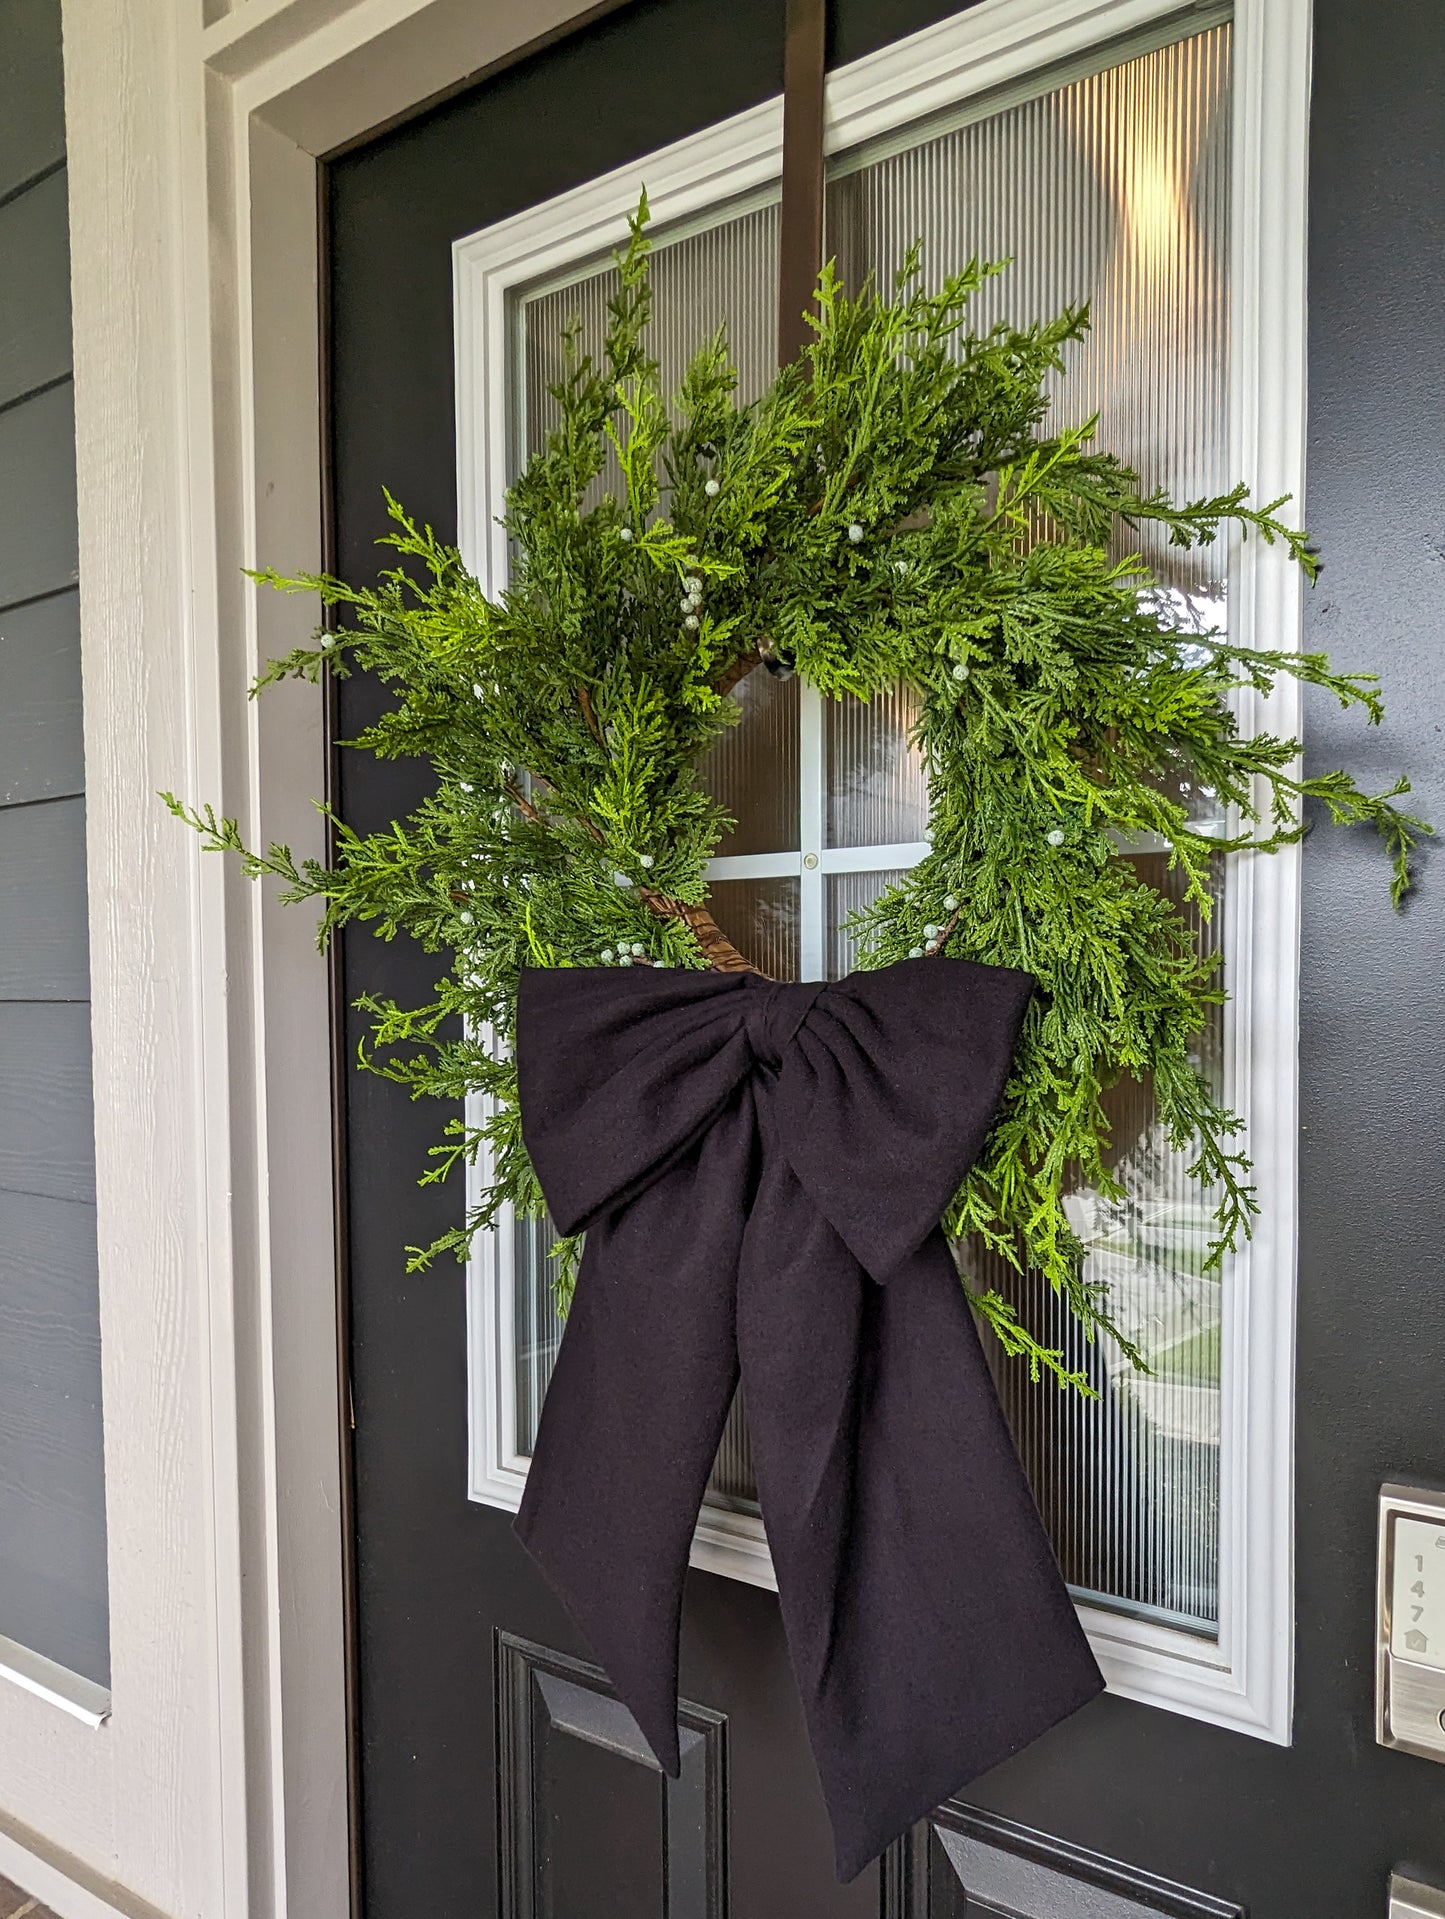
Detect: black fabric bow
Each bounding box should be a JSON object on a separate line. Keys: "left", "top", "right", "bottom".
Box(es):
{"left": 514, "top": 960, "right": 1103, "bottom": 1881}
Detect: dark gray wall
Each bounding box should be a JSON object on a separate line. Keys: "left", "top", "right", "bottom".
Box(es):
{"left": 0, "top": 0, "right": 108, "bottom": 1688}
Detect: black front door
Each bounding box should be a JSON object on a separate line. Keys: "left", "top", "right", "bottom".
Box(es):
{"left": 328, "top": 2, "right": 1445, "bottom": 1915}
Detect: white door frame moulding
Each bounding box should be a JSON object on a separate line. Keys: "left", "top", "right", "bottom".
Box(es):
{"left": 30, "top": 4, "right": 611, "bottom": 1919}
{"left": 455, "top": 0, "right": 1310, "bottom": 1749}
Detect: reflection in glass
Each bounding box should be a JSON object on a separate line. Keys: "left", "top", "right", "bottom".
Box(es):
{"left": 705, "top": 877, "right": 800, "bottom": 980}
{"left": 826, "top": 24, "right": 1230, "bottom": 602}
{"left": 700, "top": 668, "right": 801, "bottom": 856}
{"left": 826, "top": 688, "right": 927, "bottom": 849}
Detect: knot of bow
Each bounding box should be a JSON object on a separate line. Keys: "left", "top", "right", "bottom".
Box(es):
{"left": 515, "top": 960, "right": 1102, "bottom": 1881}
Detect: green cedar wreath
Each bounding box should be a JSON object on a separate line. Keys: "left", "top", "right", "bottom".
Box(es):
{"left": 169, "top": 203, "right": 1427, "bottom": 1391}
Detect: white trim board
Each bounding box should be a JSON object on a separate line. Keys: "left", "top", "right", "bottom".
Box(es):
{"left": 455, "top": 0, "right": 1309, "bottom": 1747}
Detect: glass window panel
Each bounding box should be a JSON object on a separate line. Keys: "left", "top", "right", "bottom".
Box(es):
{"left": 704, "top": 876, "right": 800, "bottom": 980}
{"left": 825, "top": 23, "right": 1230, "bottom": 602}
{"left": 699, "top": 667, "right": 801, "bottom": 855}
{"left": 710, "top": 1395, "right": 761, "bottom": 1512}
{"left": 514, "top": 1210, "right": 564, "bottom": 1459}
{"left": 979, "top": 854, "right": 1223, "bottom": 1631}
{"left": 818, "top": 24, "right": 1232, "bottom": 1634}
{"left": 826, "top": 689, "right": 928, "bottom": 849}
{"left": 828, "top": 869, "right": 907, "bottom": 980}
{"left": 503, "top": 23, "right": 1233, "bottom": 1624}
{"left": 520, "top": 198, "right": 780, "bottom": 505}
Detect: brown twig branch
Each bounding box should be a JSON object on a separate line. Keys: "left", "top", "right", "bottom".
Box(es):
{"left": 502, "top": 781, "right": 543, "bottom": 826}
{"left": 640, "top": 886, "right": 759, "bottom": 973}
{"left": 502, "top": 777, "right": 758, "bottom": 974}
{"left": 926, "top": 905, "right": 962, "bottom": 956}
{"left": 576, "top": 685, "right": 605, "bottom": 749}
{"left": 713, "top": 645, "right": 765, "bottom": 699}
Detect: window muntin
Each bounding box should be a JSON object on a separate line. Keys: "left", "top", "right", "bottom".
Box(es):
{"left": 506, "top": 20, "right": 1233, "bottom": 1636}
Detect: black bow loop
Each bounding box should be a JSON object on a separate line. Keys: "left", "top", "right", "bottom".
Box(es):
{"left": 514, "top": 960, "right": 1102, "bottom": 1881}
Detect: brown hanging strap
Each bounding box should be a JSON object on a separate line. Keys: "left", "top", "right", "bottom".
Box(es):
{"left": 777, "top": 0, "right": 828, "bottom": 367}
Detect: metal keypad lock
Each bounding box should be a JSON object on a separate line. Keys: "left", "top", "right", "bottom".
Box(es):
{"left": 1377, "top": 1483, "right": 1445, "bottom": 1762}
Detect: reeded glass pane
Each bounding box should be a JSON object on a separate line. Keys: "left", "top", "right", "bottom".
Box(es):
{"left": 826, "top": 689, "right": 928, "bottom": 849}
{"left": 980, "top": 854, "right": 1223, "bottom": 1631}
{"left": 504, "top": 24, "right": 1234, "bottom": 1619}
{"left": 710, "top": 1396, "right": 760, "bottom": 1511}
{"left": 520, "top": 198, "right": 779, "bottom": 503}
{"left": 820, "top": 24, "right": 1233, "bottom": 1634}
{"left": 826, "top": 23, "right": 1231, "bottom": 600}
{"left": 700, "top": 667, "right": 800, "bottom": 855}
{"left": 828, "top": 869, "right": 907, "bottom": 979}
{"left": 706, "top": 877, "right": 800, "bottom": 980}
{"left": 514, "top": 1211, "right": 564, "bottom": 1459}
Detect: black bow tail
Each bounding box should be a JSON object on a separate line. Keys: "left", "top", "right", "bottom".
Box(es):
{"left": 512, "top": 964, "right": 1103, "bottom": 1881}
{"left": 738, "top": 1149, "right": 1102, "bottom": 1877}
{"left": 515, "top": 1088, "right": 757, "bottom": 1776}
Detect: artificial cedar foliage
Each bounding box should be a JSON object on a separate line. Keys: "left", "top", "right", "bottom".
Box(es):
{"left": 168, "top": 203, "right": 1426, "bottom": 1390}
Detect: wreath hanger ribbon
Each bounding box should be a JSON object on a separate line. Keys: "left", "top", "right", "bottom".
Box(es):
{"left": 515, "top": 960, "right": 1103, "bottom": 1882}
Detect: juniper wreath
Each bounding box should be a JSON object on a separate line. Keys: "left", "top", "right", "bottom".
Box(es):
{"left": 169, "top": 201, "right": 1428, "bottom": 1392}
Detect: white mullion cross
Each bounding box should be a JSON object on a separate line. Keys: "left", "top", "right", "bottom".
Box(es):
{"left": 798, "top": 683, "right": 827, "bottom": 980}
{"left": 701, "top": 680, "right": 931, "bottom": 981}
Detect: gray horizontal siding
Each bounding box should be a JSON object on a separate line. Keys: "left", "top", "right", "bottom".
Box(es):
{"left": 0, "top": 796, "right": 90, "bottom": 996}
{"left": 0, "top": 379, "right": 77, "bottom": 607}
{"left": 0, "top": 3, "right": 64, "bottom": 202}
{"left": 0, "top": 165, "right": 72, "bottom": 406}
{"left": 0, "top": 1189, "right": 107, "bottom": 1683}
{"left": 0, "top": 587, "right": 82, "bottom": 803}
{"left": 0, "top": 1001, "right": 96, "bottom": 1203}
{"left": 0, "top": 2, "right": 107, "bottom": 1687}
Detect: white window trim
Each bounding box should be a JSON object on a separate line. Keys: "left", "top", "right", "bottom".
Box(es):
{"left": 456, "top": 0, "right": 1309, "bottom": 1747}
